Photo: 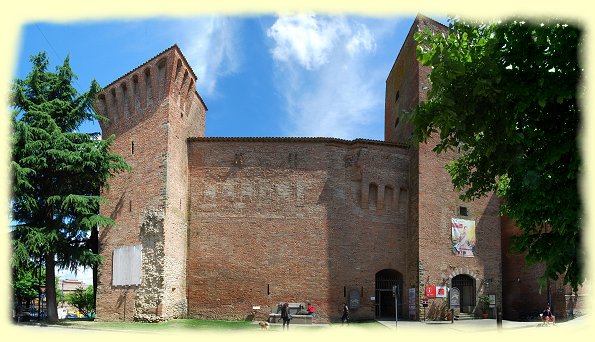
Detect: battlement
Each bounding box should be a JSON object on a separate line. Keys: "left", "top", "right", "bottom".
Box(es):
{"left": 95, "top": 44, "right": 207, "bottom": 137}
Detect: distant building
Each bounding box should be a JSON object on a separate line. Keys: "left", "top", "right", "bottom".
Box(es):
{"left": 94, "top": 15, "right": 586, "bottom": 323}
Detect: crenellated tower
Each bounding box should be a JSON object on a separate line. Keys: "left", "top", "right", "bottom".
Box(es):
{"left": 95, "top": 45, "right": 207, "bottom": 321}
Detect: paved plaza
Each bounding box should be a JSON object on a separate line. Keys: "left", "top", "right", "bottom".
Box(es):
{"left": 376, "top": 315, "right": 590, "bottom": 334}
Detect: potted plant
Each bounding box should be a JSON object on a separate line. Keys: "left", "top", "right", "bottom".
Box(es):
{"left": 478, "top": 295, "right": 490, "bottom": 318}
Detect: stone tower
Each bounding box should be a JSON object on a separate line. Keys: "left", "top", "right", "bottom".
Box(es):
{"left": 94, "top": 45, "right": 207, "bottom": 321}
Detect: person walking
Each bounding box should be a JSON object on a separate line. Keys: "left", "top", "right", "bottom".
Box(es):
{"left": 281, "top": 302, "right": 292, "bottom": 330}
{"left": 341, "top": 303, "right": 349, "bottom": 326}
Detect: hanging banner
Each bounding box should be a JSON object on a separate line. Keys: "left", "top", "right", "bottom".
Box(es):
{"left": 451, "top": 218, "right": 476, "bottom": 257}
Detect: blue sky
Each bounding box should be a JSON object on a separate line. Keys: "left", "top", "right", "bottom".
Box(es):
{"left": 15, "top": 15, "right": 446, "bottom": 140}
{"left": 14, "top": 14, "right": 448, "bottom": 282}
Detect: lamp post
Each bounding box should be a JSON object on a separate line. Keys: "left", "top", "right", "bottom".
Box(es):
{"left": 37, "top": 255, "right": 41, "bottom": 321}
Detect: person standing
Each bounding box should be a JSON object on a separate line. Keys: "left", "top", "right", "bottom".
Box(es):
{"left": 307, "top": 303, "right": 315, "bottom": 317}
{"left": 341, "top": 303, "right": 349, "bottom": 326}
{"left": 281, "top": 302, "right": 291, "bottom": 330}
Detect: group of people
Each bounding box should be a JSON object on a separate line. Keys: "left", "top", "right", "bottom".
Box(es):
{"left": 540, "top": 305, "right": 556, "bottom": 325}
{"left": 279, "top": 302, "right": 350, "bottom": 330}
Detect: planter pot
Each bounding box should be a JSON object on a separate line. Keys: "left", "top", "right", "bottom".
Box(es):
{"left": 481, "top": 312, "right": 488, "bottom": 319}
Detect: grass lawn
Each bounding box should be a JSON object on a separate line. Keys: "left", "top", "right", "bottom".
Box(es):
{"left": 49, "top": 319, "right": 385, "bottom": 333}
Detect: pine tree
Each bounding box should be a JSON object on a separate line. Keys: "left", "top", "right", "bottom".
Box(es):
{"left": 11, "top": 52, "right": 130, "bottom": 322}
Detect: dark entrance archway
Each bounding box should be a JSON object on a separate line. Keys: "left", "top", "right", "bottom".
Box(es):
{"left": 452, "top": 274, "right": 476, "bottom": 313}
{"left": 375, "top": 269, "right": 403, "bottom": 319}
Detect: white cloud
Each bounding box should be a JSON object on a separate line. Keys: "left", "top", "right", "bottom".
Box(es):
{"left": 178, "top": 17, "right": 240, "bottom": 97}
{"left": 267, "top": 14, "right": 376, "bottom": 71}
{"left": 267, "top": 15, "right": 384, "bottom": 140}
{"left": 345, "top": 24, "right": 375, "bottom": 56}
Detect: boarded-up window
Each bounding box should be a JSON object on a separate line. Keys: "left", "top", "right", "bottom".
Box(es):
{"left": 112, "top": 244, "right": 142, "bottom": 286}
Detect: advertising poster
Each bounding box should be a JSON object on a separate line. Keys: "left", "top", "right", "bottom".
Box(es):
{"left": 451, "top": 218, "right": 476, "bottom": 257}
{"left": 436, "top": 286, "right": 447, "bottom": 298}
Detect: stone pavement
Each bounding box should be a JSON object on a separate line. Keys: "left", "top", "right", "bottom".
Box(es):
{"left": 376, "top": 315, "right": 590, "bottom": 334}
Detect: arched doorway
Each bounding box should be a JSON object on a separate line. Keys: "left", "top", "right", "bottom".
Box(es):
{"left": 452, "top": 274, "right": 476, "bottom": 313}
{"left": 375, "top": 269, "right": 403, "bottom": 319}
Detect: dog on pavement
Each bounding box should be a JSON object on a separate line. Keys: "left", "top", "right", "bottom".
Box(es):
{"left": 258, "top": 321, "right": 270, "bottom": 330}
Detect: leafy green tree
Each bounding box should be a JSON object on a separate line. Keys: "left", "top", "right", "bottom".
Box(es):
{"left": 66, "top": 285, "right": 95, "bottom": 317}
{"left": 10, "top": 249, "right": 43, "bottom": 308}
{"left": 11, "top": 52, "right": 130, "bottom": 322}
{"left": 412, "top": 18, "right": 583, "bottom": 290}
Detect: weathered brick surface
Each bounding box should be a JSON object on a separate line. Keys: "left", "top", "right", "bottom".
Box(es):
{"left": 186, "top": 139, "right": 410, "bottom": 321}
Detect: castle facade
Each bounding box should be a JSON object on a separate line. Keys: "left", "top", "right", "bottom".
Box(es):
{"left": 95, "top": 15, "right": 583, "bottom": 323}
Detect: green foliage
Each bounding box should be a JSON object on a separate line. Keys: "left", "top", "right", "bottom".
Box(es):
{"left": 66, "top": 285, "right": 95, "bottom": 317}
{"left": 411, "top": 17, "right": 583, "bottom": 291}
{"left": 10, "top": 52, "right": 130, "bottom": 321}
{"left": 478, "top": 295, "right": 490, "bottom": 312}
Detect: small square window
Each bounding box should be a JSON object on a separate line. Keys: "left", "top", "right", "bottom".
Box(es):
{"left": 459, "top": 206, "right": 468, "bottom": 216}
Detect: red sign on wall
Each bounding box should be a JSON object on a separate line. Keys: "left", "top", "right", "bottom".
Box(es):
{"left": 425, "top": 286, "right": 436, "bottom": 298}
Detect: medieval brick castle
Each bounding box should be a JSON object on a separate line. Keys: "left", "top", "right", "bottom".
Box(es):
{"left": 94, "top": 15, "right": 585, "bottom": 323}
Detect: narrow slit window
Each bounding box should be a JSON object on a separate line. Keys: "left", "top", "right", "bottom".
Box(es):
{"left": 131, "top": 141, "right": 135, "bottom": 155}
{"left": 395, "top": 90, "right": 400, "bottom": 102}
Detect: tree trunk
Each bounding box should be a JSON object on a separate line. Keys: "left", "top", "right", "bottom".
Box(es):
{"left": 45, "top": 254, "right": 58, "bottom": 323}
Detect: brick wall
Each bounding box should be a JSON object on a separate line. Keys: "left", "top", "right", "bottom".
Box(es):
{"left": 186, "top": 139, "right": 410, "bottom": 322}
{"left": 96, "top": 45, "right": 206, "bottom": 321}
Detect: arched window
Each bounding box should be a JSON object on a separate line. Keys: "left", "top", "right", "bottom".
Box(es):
{"left": 157, "top": 58, "right": 167, "bottom": 100}
{"left": 384, "top": 186, "right": 394, "bottom": 210}
{"left": 132, "top": 74, "right": 141, "bottom": 113}
{"left": 144, "top": 68, "right": 153, "bottom": 106}
{"left": 121, "top": 82, "right": 129, "bottom": 119}
{"left": 368, "top": 183, "right": 378, "bottom": 209}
